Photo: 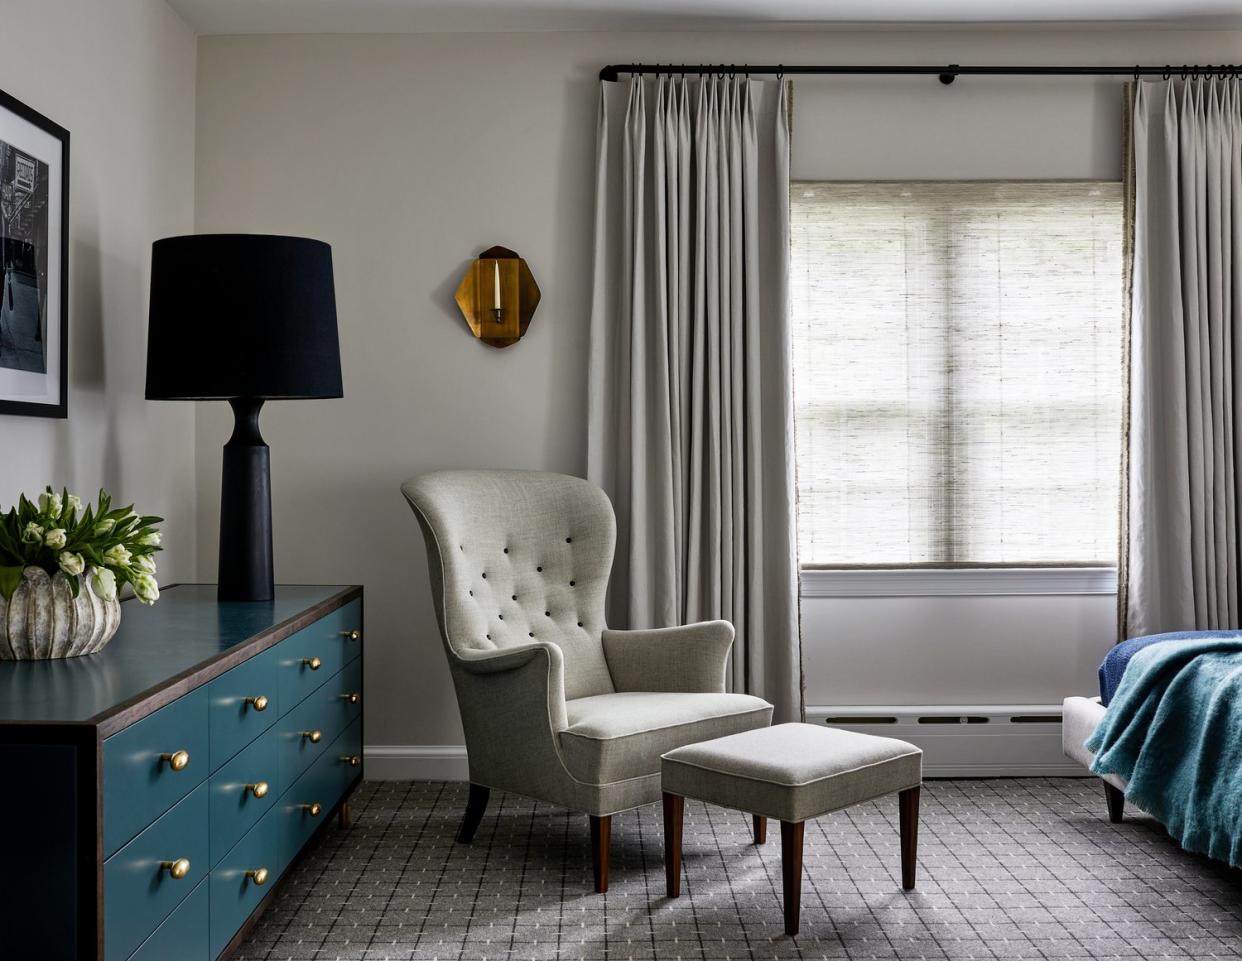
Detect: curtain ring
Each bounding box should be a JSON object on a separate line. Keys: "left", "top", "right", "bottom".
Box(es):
{"left": 1133, "top": 65, "right": 1140, "bottom": 81}
{"left": 1163, "top": 65, "right": 1171, "bottom": 80}
{"left": 777, "top": 64, "right": 784, "bottom": 80}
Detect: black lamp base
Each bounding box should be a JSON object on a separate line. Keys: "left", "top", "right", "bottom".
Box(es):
{"left": 218, "top": 397, "right": 274, "bottom": 602}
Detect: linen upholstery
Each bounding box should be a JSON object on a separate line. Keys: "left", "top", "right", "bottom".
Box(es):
{"left": 662, "top": 723, "right": 922, "bottom": 823}
{"left": 1061, "top": 696, "right": 1127, "bottom": 793}
{"left": 402, "top": 469, "right": 773, "bottom": 817}
{"left": 561, "top": 691, "right": 772, "bottom": 783}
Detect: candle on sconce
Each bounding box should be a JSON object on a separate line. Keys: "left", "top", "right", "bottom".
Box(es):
{"left": 493, "top": 261, "right": 502, "bottom": 312}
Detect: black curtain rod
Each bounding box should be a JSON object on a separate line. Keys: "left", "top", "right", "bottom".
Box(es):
{"left": 598, "top": 63, "right": 1242, "bottom": 85}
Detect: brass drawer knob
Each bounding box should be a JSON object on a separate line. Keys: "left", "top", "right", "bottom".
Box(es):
{"left": 245, "top": 781, "right": 270, "bottom": 799}
{"left": 340, "top": 755, "right": 361, "bottom": 767}
{"left": 300, "top": 802, "right": 322, "bottom": 817}
{"left": 245, "top": 694, "right": 269, "bottom": 712}
{"left": 160, "top": 858, "right": 191, "bottom": 880}
{"left": 160, "top": 750, "right": 190, "bottom": 771}
{"left": 339, "top": 692, "right": 360, "bottom": 705}
{"left": 340, "top": 629, "right": 361, "bottom": 641}
{"left": 302, "top": 656, "right": 322, "bottom": 671}
{"left": 245, "top": 867, "right": 269, "bottom": 886}
{"left": 301, "top": 729, "right": 322, "bottom": 744}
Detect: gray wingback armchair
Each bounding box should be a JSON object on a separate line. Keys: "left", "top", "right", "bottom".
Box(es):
{"left": 402, "top": 469, "right": 772, "bottom": 891}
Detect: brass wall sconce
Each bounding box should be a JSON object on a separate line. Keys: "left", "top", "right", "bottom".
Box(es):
{"left": 454, "top": 246, "right": 541, "bottom": 348}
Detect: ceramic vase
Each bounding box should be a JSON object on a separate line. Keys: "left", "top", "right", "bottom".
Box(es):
{"left": 0, "top": 566, "right": 121, "bottom": 659}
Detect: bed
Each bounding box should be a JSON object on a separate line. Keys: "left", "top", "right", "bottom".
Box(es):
{"left": 1062, "top": 632, "right": 1242, "bottom": 867}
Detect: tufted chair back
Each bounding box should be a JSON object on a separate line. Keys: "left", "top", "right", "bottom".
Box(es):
{"left": 401, "top": 469, "right": 617, "bottom": 700}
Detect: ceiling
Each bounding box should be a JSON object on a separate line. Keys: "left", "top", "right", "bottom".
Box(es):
{"left": 166, "top": 0, "right": 1242, "bottom": 35}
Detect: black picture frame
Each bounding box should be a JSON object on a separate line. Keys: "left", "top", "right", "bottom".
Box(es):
{"left": 0, "top": 86, "right": 69, "bottom": 419}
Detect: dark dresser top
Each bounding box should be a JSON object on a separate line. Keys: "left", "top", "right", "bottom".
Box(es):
{"left": 0, "top": 584, "right": 359, "bottom": 727}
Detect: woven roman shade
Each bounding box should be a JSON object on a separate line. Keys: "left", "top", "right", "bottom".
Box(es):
{"left": 791, "top": 181, "right": 1123, "bottom": 566}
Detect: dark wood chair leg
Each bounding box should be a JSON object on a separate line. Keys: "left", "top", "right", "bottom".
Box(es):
{"left": 780, "top": 820, "right": 805, "bottom": 936}
{"left": 590, "top": 814, "right": 612, "bottom": 893}
{"left": 753, "top": 814, "right": 767, "bottom": 845}
{"left": 663, "top": 793, "right": 684, "bottom": 897}
{"left": 898, "top": 786, "right": 920, "bottom": 891}
{"left": 338, "top": 801, "right": 352, "bottom": 829}
{"left": 456, "top": 783, "right": 490, "bottom": 843}
{"left": 1104, "top": 782, "right": 1125, "bottom": 823}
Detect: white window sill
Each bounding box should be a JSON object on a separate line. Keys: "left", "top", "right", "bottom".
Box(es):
{"left": 800, "top": 566, "right": 1118, "bottom": 598}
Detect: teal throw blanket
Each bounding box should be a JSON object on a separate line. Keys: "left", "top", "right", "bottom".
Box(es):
{"left": 1086, "top": 635, "right": 1242, "bottom": 868}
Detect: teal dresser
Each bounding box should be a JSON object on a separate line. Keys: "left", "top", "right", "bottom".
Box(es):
{"left": 0, "top": 584, "right": 364, "bottom": 961}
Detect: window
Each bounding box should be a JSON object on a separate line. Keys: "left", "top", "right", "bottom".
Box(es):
{"left": 791, "top": 182, "right": 1123, "bottom": 567}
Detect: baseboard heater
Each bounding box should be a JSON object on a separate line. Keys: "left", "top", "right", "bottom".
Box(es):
{"left": 805, "top": 704, "right": 1082, "bottom": 777}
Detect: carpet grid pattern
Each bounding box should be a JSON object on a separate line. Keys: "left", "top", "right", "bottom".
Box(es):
{"left": 235, "top": 779, "right": 1242, "bottom": 961}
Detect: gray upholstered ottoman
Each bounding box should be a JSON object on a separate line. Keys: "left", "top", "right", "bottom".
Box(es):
{"left": 661, "top": 722, "right": 923, "bottom": 935}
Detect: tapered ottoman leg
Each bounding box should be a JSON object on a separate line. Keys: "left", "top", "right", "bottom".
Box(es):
{"left": 663, "top": 792, "right": 684, "bottom": 897}
{"left": 1104, "top": 782, "right": 1125, "bottom": 823}
{"left": 899, "top": 786, "right": 920, "bottom": 890}
{"left": 780, "top": 820, "right": 805, "bottom": 936}
{"left": 753, "top": 815, "right": 767, "bottom": 845}
{"left": 590, "top": 814, "right": 612, "bottom": 893}
{"left": 457, "top": 784, "right": 490, "bottom": 843}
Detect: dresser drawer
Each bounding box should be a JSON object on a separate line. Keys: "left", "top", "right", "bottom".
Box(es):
{"left": 275, "top": 598, "right": 362, "bottom": 711}
{"left": 103, "top": 782, "right": 209, "bottom": 961}
{"left": 208, "top": 645, "right": 279, "bottom": 768}
{"left": 127, "top": 876, "right": 209, "bottom": 961}
{"left": 210, "top": 803, "right": 279, "bottom": 958}
{"left": 277, "top": 718, "right": 361, "bottom": 877}
{"left": 210, "top": 726, "right": 280, "bottom": 866}
{"left": 275, "top": 656, "right": 363, "bottom": 787}
{"left": 103, "top": 687, "right": 209, "bottom": 857}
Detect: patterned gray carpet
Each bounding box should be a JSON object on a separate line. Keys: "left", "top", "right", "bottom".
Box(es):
{"left": 236, "top": 779, "right": 1242, "bottom": 961}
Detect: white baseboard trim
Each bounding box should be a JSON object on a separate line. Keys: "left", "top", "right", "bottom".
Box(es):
{"left": 365, "top": 744, "right": 470, "bottom": 781}
{"left": 367, "top": 703, "right": 1083, "bottom": 781}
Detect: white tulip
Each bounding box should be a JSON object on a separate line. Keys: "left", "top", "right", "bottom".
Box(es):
{"left": 38, "top": 492, "right": 62, "bottom": 516}
{"left": 133, "top": 573, "right": 160, "bottom": 605}
{"left": 22, "top": 522, "right": 44, "bottom": 544}
{"left": 91, "top": 567, "right": 118, "bottom": 601}
{"left": 43, "top": 528, "right": 67, "bottom": 549}
{"left": 93, "top": 519, "right": 115, "bottom": 536}
{"left": 103, "top": 544, "right": 132, "bottom": 567}
{"left": 133, "top": 554, "right": 157, "bottom": 575}
{"left": 58, "top": 552, "right": 85, "bottom": 576}
{"left": 140, "top": 531, "right": 162, "bottom": 547}
{"left": 66, "top": 494, "right": 82, "bottom": 514}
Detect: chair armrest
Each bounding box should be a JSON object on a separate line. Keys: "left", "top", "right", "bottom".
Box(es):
{"left": 602, "top": 620, "right": 735, "bottom": 693}
{"left": 457, "top": 641, "right": 562, "bottom": 675}
{"left": 452, "top": 641, "right": 569, "bottom": 733}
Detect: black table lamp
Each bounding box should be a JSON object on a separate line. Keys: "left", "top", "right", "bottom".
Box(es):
{"left": 146, "top": 234, "right": 342, "bottom": 602}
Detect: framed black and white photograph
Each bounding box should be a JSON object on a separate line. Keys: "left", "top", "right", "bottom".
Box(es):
{"left": 0, "top": 87, "right": 68, "bottom": 418}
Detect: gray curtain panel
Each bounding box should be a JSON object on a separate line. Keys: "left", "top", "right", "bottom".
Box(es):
{"left": 587, "top": 76, "right": 802, "bottom": 723}
{"left": 1125, "top": 78, "right": 1242, "bottom": 637}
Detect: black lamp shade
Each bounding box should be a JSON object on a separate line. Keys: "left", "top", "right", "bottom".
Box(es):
{"left": 146, "top": 234, "right": 342, "bottom": 400}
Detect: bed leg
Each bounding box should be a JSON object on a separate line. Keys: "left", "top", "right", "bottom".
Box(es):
{"left": 1103, "top": 782, "right": 1125, "bottom": 823}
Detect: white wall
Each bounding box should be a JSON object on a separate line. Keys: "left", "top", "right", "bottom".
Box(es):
{"left": 0, "top": 1, "right": 198, "bottom": 580}
{"left": 193, "top": 29, "right": 1242, "bottom": 761}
